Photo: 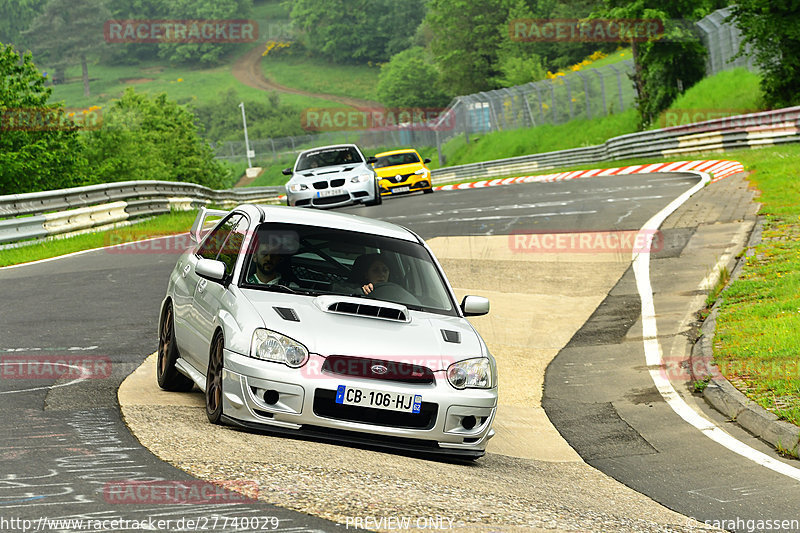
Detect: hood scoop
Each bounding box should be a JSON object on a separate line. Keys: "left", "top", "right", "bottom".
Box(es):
{"left": 273, "top": 306, "right": 299, "bottom": 322}
{"left": 314, "top": 295, "right": 410, "bottom": 323}
{"left": 441, "top": 329, "right": 461, "bottom": 343}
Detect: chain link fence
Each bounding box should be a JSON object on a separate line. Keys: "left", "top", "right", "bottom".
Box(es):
{"left": 696, "top": 7, "right": 757, "bottom": 76}
{"left": 215, "top": 7, "right": 757, "bottom": 167}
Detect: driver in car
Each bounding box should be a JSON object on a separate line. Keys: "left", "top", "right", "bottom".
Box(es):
{"left": 351, "top": 254, "right": 390, "bottom": 295}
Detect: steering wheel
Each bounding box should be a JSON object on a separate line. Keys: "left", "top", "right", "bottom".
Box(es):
{"left": 364, "top": 282, "right": 421, "bottom": 306}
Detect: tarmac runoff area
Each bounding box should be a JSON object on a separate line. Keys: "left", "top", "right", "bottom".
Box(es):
{"left": 119, "top": 225, "right": 724, "bottom": 532}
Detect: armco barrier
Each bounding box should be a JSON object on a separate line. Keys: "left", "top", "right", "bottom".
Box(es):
{"left": 0, "top": 182, "right": 284, "bottom": 245}
{"left": 430, "top": 107, "right": 800, "bottom": 183}
{"left": 1, "top": 107, "right": 798, "bottom": 246}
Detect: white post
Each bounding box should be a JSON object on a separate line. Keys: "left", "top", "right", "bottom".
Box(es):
{"left": 239, "top": 102, "right": 253, "bottom": 169}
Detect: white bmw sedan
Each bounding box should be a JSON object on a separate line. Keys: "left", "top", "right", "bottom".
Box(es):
{"left": 158, "top": 204, "right": 497, "bottom": 459}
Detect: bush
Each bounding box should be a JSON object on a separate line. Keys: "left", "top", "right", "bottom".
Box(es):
{"left": 83, "top": 88, "right": 230, "bottom": 189}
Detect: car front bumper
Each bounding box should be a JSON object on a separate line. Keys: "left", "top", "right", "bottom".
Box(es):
{"left": 287, "top": 180, "right": 374, "bottom": 208}
{"left": 220, "top": 350, "right": 497, "bottom": 457}
{"left": 379, "top": 177, "right": 431, "bottom": 196}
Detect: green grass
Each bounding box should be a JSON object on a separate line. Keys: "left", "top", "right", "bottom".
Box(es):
{"left": 51, "top": 60, "right": 343, "bottom": 110}
{"left": 652, "top": 68, "right": 763, "bottom": 129}
{"left": 437, "top": 68, "right": 765, "bottom": 168}
{"left": 261, "top": 54, "right": 381, "bottom": 102}
{"left": 584, "top": 48, "right": 631, "bottom": 69}
{"left": 708, "top": 144, "right": 800, "bottom": 426}
{"left": 0, "top": 210, "right": 199, "bottom": 267}
{"left": 437, "top": 109, "right": 639, "bottom": 168}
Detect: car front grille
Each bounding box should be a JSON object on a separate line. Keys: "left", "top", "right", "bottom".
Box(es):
{"left": 313, "top": 388, "right": 437, "bottom": 429}
{"left": 330, "top": 178, "right": 345, "bottom": 187}
{"left": 313, "top": 181, "right": 328, "bottom": 190}
{"left": 312, "top": 194, "right": 350, "bottom": 206}
{"left": 322, "top": 355, "right": 435, "bottom": 384}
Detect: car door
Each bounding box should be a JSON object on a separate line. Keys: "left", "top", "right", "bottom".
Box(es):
{"left": 191, "top": 213, "right": 248, "bottom": 375}
{"left": 176, "top": 213, "right": 243, "bottom": 369}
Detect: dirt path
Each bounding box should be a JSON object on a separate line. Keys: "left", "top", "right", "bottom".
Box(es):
{"left": 231, "top": 45, "right": 382, "bottom": 109}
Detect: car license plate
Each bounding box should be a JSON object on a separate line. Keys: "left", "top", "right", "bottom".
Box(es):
{"left": 335, "top": 385, "right": 421, "bottom": 413}
{"left": 318, "top": 188, "right": 345, "bottom": 198}
{"left": 392, "top": 186, "right": 410, "bottom": 193}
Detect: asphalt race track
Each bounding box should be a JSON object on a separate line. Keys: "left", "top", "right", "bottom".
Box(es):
{"left": 2, "top": 171, "right": 799, "bottom": 532}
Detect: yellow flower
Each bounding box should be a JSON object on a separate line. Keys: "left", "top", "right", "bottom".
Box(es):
{"left": 177, "top": 78, "right": 184, "bottom": 82}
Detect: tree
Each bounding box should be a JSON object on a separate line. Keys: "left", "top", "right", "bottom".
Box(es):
{"left": 192, "top": 89, "right": 306, "bottom": 143}
{"left": 155, "top": 0, "right": 254, "bottom": 65}
{"left": 493, "top": 0, "right": 546, "bottom": 87}
{"left": 23, "top": 0, "right": 110, "bottom": 96}
{"left": 376, "top": 47, "right": 450, "bottom": 108}
{"left": 425, "top": 0, "right": 508, "bottom": 96}
{"left": 0, "top": 0, "right": 48, "bottom": 45}
{"left": 0, "top": 43, "right": 88, "bottom": 195}
{"left": 290, "top": 0, "right": 425, "bottom": 64}
{"left": 83, "top": 88, "right": 230, "bottom": 189}
{"left": 592, "top": 0, "right": 721, "bottom": 127}
{"left": 730, "top": 0, "right": 800, "bottom": 108}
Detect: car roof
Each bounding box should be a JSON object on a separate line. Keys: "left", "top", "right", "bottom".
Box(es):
{"left": 253, "top": 204, "right": 419, "bottom": 242}
{"left": 375, "top": 148, "right": 419, "bottom": 157}
{"left": 299, "top": 143, "right": 360, "bottom": 155}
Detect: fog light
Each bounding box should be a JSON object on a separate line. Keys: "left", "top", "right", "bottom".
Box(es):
{"left": 461, "top": 415, "right": 477, "bottom": 430}
{"left": 263, "top": 390, "right": 279, "bottom": 405}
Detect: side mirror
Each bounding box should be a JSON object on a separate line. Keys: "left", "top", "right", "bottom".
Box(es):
{"left": 366, "top": 156, "right": 378, "bottom": 164}
{"left": 461, "top": 295, "right": 489, "bottom": 316}
{"left": 423, "top": 158, "right": 431, "bottom": 164}
{"left": 282, "top": 167, "right": 293, "bottom": 176}
{"left": 196, "top": 258, "right": 226, "bottom": 282}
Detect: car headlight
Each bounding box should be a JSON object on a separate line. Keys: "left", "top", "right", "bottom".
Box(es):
{"left": 447, "top": 358, "right": 493, "bottom": 389}
{"left": 288, "top": 183, "right": 308, "bottom": 192}
{"left": 250, "top": 329, "right": 308, "bottom": 367}
{"left": 414, "top": 169, "right": 428, "bottom": 176}
{"left": 351, "top": 173, "right": 373, "bottom": 183}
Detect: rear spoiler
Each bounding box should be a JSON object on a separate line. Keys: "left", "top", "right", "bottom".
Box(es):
{"left": 189, "top": 206, "right": 229, "bottom": 243}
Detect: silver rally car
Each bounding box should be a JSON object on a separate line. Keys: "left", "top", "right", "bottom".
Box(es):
{"left": 283, "top": 144, "right": 382, "bottom": 209}
{"left": 158, "top": 204, "right": 497, "bottom": 458}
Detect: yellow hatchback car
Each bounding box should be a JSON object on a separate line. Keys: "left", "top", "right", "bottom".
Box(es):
{"left": 372, "top": 149, "right": 434, "bottom": 196}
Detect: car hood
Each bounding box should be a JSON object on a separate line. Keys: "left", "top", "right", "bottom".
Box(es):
{"left": 291, "top": 163, "right": 370, "bottom": 181}
{"left": 375, "top": 163, "right": 425, "bottom": 178}
{"left": 241, "top": 290, "right": 483, "bottom": 371}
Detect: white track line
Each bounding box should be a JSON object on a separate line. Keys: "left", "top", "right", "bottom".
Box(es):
{"left": 632, "top": 171, "right": 800, "bottom": 482}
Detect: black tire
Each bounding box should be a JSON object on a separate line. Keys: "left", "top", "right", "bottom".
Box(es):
{"left": 205, "top": 333, "right": 225, "bottom": 424}
{"left": 157, "top": 304, "right": 194, "bottom": 392}
{"left": 423, "top": 187, "right": 433, "bottom": 194}
{"left": 364, "top": 180, "right": 383, "bottom": 206}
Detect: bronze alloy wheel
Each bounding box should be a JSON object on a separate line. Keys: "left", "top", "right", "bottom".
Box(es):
{"left": 205, "top": 333, "right": 225, "bottom": 424}
{"left": 157, "top": 304, "right": 194, "bottom": 392}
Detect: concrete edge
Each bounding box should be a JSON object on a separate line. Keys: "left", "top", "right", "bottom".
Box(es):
{"left": 689, "top": 214, "right": 800, "bottom": 457}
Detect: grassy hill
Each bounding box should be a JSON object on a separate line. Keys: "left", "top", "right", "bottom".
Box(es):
{"left": 436, "top": 68, "right": 763, "bottom": 168}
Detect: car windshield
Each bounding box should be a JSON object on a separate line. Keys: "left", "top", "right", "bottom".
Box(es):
{"left": 373, "top": 152, "right": 420, "bottom": 168}
{"left": 296, "top": 147, "right": 363, "bottom": 171}
{"left": 240, "top": 222, "right": 457, "bottom": 316}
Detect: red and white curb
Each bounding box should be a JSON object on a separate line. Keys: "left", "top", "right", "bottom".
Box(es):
{"left": 433, "top": 159, "right": 745, "bottom": 191}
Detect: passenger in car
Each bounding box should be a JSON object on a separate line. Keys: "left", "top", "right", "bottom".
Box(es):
{"left": 247, "top": 240, "right": 292, "bottom": 286}
{"left": 351, "top": 253, "right": 391, "bottom": 295}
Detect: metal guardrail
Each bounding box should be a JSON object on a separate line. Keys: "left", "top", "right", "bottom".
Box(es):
{"left": 431, "top": 107, "right": 800, "bottom": 183}
{"left": 2, "top": 107, "right": 798, "bottom": 246}
{"left": 0, "top": 181, "right": 284, "bottom": 245}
